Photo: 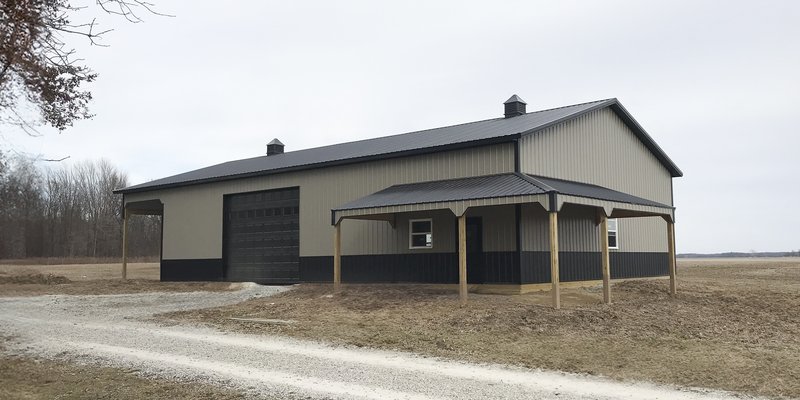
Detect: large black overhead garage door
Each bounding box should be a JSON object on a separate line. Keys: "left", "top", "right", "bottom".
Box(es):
{"left": 223, "top": 187, "right": 299, "bottom": 283}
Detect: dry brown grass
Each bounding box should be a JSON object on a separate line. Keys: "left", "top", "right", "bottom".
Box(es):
{"left": 0, "top": 263, "right": 234, "bottom": 296}
{"left": 0, "top": 261, "right": 159, "bottom": 281}
{"left": 0, "top": 351, "right": 246, "bottom": 400}
{"left": 162, "top": 259, "right": 800, "bottom": 399}
{"left": 0, "top": 256, "right": 158, "bottom": 265}
{"left": 0, "top": 272, "right": 71, "bottom": 285}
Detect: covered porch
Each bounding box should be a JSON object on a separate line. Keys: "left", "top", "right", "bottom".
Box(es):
{"left": 120, "top": 198, "right": 164, "bottom": 280}
{"left": 331, "top": 173, "right": 677, "bottom": 308}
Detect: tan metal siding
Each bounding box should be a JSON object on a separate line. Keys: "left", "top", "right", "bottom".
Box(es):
{"left": 126, "top": 187, "right": 221, "bottom": 260}
{"left": 466, "top": 205, "right": 517, "bottom": 252}
{"left": 519, "top": 107, "right": 673, "bottom": 205}
{"left": 397, "top": 210, "right": 457, "bottom": 254}
{"left": 519, "top": 203, "right": 548, "bottom": 251}
{"left": 617, "top": 217, "right": 667, "bottom": 252}
{"left": 125, "top": 143, "right": 514, "bottom": 259}
{"left": 518, "top": 202, "right": 668, "bottom": 253}
{"left": 520, "top": 203, "right": 599, "bottom": 252}
{"left": 558, "top": 205, "right": 601, "bottom": 252}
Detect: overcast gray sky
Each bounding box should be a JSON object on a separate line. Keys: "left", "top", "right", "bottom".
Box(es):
{"left": 3, "top": 1, "right": 799, "bottom": 253}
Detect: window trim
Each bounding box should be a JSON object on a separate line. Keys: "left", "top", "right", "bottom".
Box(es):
{"left": 409, "top": 218, "right": 433, "bottom": 249}
{"left": 607, "top": 218, "right": 619, "bottom": 250}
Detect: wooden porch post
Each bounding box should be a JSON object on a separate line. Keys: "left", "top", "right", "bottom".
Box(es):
{"left": 599, "top": 214, "right": 611, "bottom": 304}
{"left": 667, "top": 221, "right": 677, "bottom": 296}
{"left": 122, "top": 209, "right": 129, "bottom": 280}
{"left": 458, "top": 214, "right": 467, "bottom": 304}
{"left": 549, "top": 211, "right": 560, "bottom": 309}
{"left": 333, "top": 220, "right": 341, "bottom": 292}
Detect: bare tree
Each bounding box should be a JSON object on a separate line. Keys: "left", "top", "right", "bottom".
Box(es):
{"left": 0, "top": 152, "right": 44, "bottom": 258}
{"left": 1, "top": 0, "right": 168, "bottom": 134}
{"left": 0, "top": 152, "right": 159, "bottom": 260}
{"left": 73, "top": 158, "right": 128, "bottom": 256}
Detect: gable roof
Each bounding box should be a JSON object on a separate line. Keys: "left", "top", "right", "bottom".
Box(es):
{"left": 116, "top": 98, "right": 682, "bottom": 194}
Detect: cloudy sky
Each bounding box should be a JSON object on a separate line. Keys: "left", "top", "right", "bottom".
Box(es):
{"left": 3, "top": 1, "right": 799, "bottom": 253}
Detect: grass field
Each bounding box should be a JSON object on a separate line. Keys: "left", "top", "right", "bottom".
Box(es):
{"left": 162, "top": 258, "right": 800, "bottom": 399}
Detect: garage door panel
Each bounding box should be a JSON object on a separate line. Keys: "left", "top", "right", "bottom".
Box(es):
{"left": 223, "top": 187, "right": 300, "bottom": 283}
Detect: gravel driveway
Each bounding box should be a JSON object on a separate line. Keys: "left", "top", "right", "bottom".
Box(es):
{"left": 0, "top": 284, "right": 754, "bottom": 400}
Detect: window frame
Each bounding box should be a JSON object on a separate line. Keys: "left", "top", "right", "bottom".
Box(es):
{"left": 607, "top": 218, "right": 619, "bottom": 250}
{"left": 408, "top": 218, "right": 433, "bottom": 249}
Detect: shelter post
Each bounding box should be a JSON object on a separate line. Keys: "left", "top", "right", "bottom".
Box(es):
{"left": 122, "top": 209, "right": 129, "bottom": 280}
{"left": 667, "top": 221, "right": 677, "bottom": 295}
{"left": 333, "top": 220, "right": 341, "bottom": 292}
{"left": 458, "top": 213, "right": 467, "bottom": 304}
{"left": 599, "top": 213, "right": 611, "bottom": 304}
{"left": 549, "top": 211, "right": 560, "bottom": 309}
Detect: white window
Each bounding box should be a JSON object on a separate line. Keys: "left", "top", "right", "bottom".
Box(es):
{"left": 607, "top": 219, "right": 619, "bottom": 249}
{"left": 409, "top": 219, "right": 433, "bottom": 249}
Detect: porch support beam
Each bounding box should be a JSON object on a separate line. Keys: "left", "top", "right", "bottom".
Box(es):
{"left": 122, "top": 209, "right": 129, "bottom": 280}
{"left": 549, "top": 211, "right": 560, "bottom": 309}
{"left": 599, "top": 213, "right": 611, "bottom": 304}
{"left": 667, "top": 221, "right": 677, "bottom": 296}
{"left": 333, "top": 221, "right": 342, "bottom": 292}
{"left": 458, "top": 214, "right": 467, "bottom": 304}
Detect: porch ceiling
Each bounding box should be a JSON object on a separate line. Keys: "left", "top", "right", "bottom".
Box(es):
{"left": 124, "top": 199, "right": 164, "bottom": 216}
{"left": 331, "top": 173, "right": 674, "bottom": 223}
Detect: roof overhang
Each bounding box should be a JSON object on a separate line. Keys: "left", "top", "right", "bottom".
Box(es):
{"left": 332, "top": 173, "right": 675, "bottom": 225}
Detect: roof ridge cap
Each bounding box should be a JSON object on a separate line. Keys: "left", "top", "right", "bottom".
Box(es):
{"left": 515, "top": 172, "right": 557, "bottom": 192}
{"left": 520, "top": 98, "right": 615, "bottom": 116}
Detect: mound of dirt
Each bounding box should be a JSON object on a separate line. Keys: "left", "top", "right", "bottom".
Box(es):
{"left": 0, "top": 273, "right": 71, "bottom": 285}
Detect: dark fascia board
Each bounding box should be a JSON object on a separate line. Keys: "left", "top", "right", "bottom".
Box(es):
{"left": 608, "top": 101, "right": 683, "bottom": 177}
{"left": 516, "top": 98, "right": 683, "bottom": 178}
{"left": 113, "top": 134, "right": 521, "bottom": 194}
{"left": 558, "top": 191, "right": 675, "bottom": 210}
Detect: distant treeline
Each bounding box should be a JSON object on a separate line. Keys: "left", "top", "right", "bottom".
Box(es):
{"left": 678, "top": 251, "right": 800, "bottom": 258}
{"left": 0, "top": 151, "right": 159, "bottom": 259}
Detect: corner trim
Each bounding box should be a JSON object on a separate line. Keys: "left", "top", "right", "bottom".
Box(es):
{"left": 548, "top": 192, "right": 558, "bottom": 212}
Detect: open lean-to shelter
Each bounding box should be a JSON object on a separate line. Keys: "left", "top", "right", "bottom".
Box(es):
{"left": 115, "top": 96, "right": 682, "bottom": 308}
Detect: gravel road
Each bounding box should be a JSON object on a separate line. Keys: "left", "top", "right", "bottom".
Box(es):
{"left": 0, "top": 285, "right": 756, "bottom": 400}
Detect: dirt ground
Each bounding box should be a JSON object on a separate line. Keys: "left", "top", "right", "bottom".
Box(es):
{"left": 0, "top": 263, "right": 234, "bottom": 296}
{"left": 163, "top": 258, "right": 800, "bottom": 399}
{"left": 0, "top": 352, "right": 247, "bottom": 400}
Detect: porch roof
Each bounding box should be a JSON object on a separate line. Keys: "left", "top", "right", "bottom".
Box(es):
{"left": 332, "top": 173, "right": 673, "bottom": 222}
{"left": 335, "top": 173, "right": 547, "bottom": 211}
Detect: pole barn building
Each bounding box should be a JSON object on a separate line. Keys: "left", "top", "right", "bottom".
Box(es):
{"left": 116, "top": 96, "right": 682, "bottom": 307}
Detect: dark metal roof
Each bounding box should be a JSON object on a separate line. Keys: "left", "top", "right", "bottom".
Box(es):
{"left": 504, "top": 94, "right": 527, "bottom": 104}
{"left": 116, "top": 98, "right": 682, "bottom": 194}
{"left": 334, "top": 173, "right": 547, "bottom": 211}
{"left": 524, "top": 175, "right": 671, "bottom": 208}
{"left": 334, "top": 173, "right": 671, "bottom": 211}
